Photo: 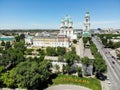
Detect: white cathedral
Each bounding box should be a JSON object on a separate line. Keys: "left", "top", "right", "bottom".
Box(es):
{"left": 59, "top": 15, "right": 77, "bottom": 40}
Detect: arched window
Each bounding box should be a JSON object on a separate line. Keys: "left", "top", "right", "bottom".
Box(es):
{"left": 86, "top": 26, "right": 88, "bottom": 30}
{"left": 86, "top": 19, "right": 88, "bottom": 22}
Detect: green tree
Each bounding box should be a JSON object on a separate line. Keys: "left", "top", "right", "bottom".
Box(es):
{"left": 65, "top": 64, "right": 71, "bottom": 74}
{"left": 64, "top": 52, "right": 74, "bottom": 66}
{"left": 83, "top": 37, "right": 88, "bottom": 44}
{"left": 1, "top": 59, "right": 52, "bottom": 89}
{"left": 77, "top": 35, "right": 81, "bottom": 39}
{"left": 15, "top": 36, "right": 20, "bottom": 42}
{"left": 81, "top": 57, "right": 92, "bottom": 66}
{"left": 0, "top": 66, "right": 5, "bottom": 87}
{"left": 0, "top": 66, "right": 5, "bottom": 75}
{"left": 90, "top": 40, "right": 107, "bottom": 76}
{"left": 4, "top": 48, "right": 24, "bottom": 69}
{"left": 37, "top": 48, "right": 45, "bottom": 56}
{"left": 90, "top": 44, "right": 98, "bottom": 55}
{"left": 82, "top": 37, "right": 91, "bottom": 44}
{"left": 73, "top": 39, "right": 77, "bottom": 44}
{"left": 62, "top": 64, "right": 66, "bottom": 74}
{"left": 77, "top": 67, "right": 82, "bottom": 77}
{"left": 0, "top": 69, "right": 17, "bottom": 88}
{"left": 1, "top": 41, "right": 5, "bottom": 46}
{"left": 1, "top": 41, "right": 25, "bottom": 70}
{"left": 94, "top": 58, "right": 107, "bottom": 74}
{"left": 14, "top": 41, "right": 26, "bottom": 53}
{"left": 56, "top": 47, "right": 66, "bottom": 56}
{"left": 0, "top": 47, "right": 3, "bottom": 53}
{"left": 19, "top": 34, "right": 25, "bottom": 40}
{"left": 46, "top": 47, "right": 57, "bottom": 56}
{"left": 71, "top": 47, "right": 76, "bottom": 53}
{"left": 15, "top": 34, "right": 25, "bottom": 42}
{"left": 65, "top": 51, "right": 80, "bottom": 66}
{"left": 25, "top": 49, "right": 34, "bottom": 55}
{"left": 58, "top": 56, "right": 64, "bottom": 62}
{"left": 81, "top": 57, "right": 93, "bottom": 76}
{"left": 114, "top": 42, "right": 120, "bottom": 48}
{"left": 54, "top": 64, "right": 60, "bottom": 74}
{"left": 117, "top": 54, "right": 120, "bottom": 59}
{"left": 5, "top": 41, "right": 11, "bottom": 50}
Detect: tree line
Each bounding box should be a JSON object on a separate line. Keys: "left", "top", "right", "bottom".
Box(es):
{"left": 82, "top": 37, "right": 107, "bottom": 80}
{"left": 0, "top": 35, "right": 52, "bottom": 89}
{"left": 98, "top": 34, "right": 120, "bottom": 48}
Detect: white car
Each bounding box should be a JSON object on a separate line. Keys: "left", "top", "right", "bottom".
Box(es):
{"left": 106, "top": 76, "right": 109, "bottom": 80}
{"left": 107, "top": 81, "right": 111, "bottom": 86}
{"left": 107, "top": 77, "right": 109, "bottom": 80}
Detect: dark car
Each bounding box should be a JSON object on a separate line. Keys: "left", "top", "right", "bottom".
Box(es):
{"left": 96, "top": 73, "right": 107, "bottom": 81}
{"left": 112, "top": 61, "right": 115, "bottom": 64}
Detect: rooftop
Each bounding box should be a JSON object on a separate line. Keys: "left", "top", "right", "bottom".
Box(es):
{"left": 0, "top": 36, "right": 14, "bottom": 41}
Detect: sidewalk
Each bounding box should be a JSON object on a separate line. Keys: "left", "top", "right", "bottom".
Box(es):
{"left": 100, "top": 80, "right": 110, "bottom": 90}
{"left": 76, "top": 38, "right": 84, "bottom": 58}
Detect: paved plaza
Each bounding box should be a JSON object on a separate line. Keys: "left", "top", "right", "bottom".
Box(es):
{"left": 45, "top": 84, "right": 91, "bottom": 90}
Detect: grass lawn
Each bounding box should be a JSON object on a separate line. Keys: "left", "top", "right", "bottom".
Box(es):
{"left": 51, "top": 74, "right": 101, "bottom": 90}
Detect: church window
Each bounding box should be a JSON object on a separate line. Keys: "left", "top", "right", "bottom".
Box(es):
{"left": 86, "top": 19, "right": 88, "bottom": 22}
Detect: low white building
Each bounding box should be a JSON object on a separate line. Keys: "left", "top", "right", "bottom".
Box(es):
{"left": 110, "top": 39, "right": 120, "bottom": 43}
{"left": 25, "top": 36, "right": 34, "bottom": 44}
{"left": 116, "top": 48, "right": 120, "bottom": 54}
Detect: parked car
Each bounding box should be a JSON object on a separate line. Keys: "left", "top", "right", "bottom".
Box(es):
{"left": 106, "top": 76, "right": 109, "bottom": 80}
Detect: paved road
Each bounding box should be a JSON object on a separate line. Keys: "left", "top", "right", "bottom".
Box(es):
{"left": 45, "top": 84, "right": 91, "bottom": 90}
{"left": 92, "top": 37, "right": 120, "bottom": 90}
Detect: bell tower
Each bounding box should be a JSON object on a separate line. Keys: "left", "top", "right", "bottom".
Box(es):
{"left": 82, "top": 11, "right": 91, "bottom": 37}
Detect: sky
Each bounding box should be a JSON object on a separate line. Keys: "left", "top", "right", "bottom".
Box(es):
{"left": 0, "top": 0, "right": 120, "bottom": 29}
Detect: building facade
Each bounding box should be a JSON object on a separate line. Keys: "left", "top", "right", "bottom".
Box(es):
{"left": 25, "top": 35, "right": 33, "bottom": 44}
{"left": 82, "top": 11, "right": 91, "bottom": 37}
{"left": 33, "top": 35, "right": 70, "bottom": 48}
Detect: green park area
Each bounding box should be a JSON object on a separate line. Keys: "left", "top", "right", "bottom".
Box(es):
{"left": 51, "top": 74, "right": 101, "bottom": 90}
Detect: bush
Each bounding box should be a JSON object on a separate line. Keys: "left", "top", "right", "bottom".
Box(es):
{"left": 73, "top": 39, "right": 77, "bottom": 44}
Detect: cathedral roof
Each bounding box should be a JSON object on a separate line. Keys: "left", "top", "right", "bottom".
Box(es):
{"left": 69, "top": 18, "right": 73, "bottom": 23}
{"left": 61, "top": 15, "right": 73, "bottom": 23}
{"left": 86, "top": 11, "right": 89, "bottom": 14}
{"left": 65, "top": 15, "right": 69, "bottom": 21}
{"left": 61, "top": 18, "right": 65, "bottom": 22}
{"left": 83, "top": 31, "right": 91, "bottom": 37}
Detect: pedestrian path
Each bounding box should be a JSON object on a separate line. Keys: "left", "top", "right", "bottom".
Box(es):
{"left": 100, "top": 80, "right": 110, "bottom": 90}
{"left": 46, "top": 84, "right": 92, "bottom": 90}
{"left": 76, "top": 38, "right": 84, "bottom": 58}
